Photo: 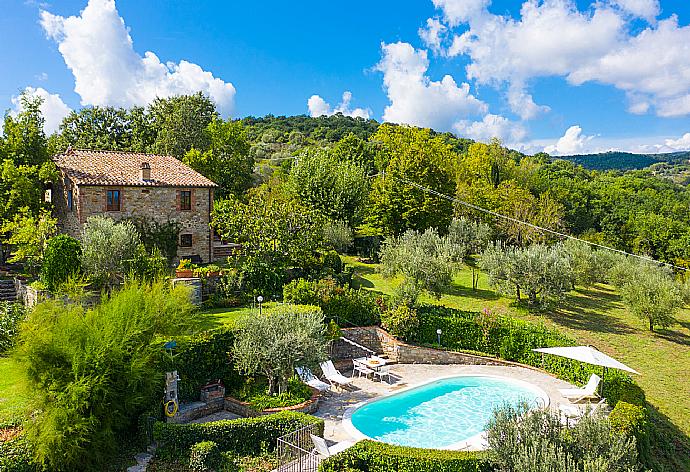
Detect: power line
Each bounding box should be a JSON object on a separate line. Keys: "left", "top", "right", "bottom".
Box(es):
{"left": 378, "top": 172, "right": 687, "bottom": 272}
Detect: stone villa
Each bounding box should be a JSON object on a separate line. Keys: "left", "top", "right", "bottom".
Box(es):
{"left": 52, "top": 149, "right": 219, "bottom": 263}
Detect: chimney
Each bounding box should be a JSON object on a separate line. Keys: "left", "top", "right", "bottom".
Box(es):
{"left": 140, "top": 162, "right": 151, "bottom": 181}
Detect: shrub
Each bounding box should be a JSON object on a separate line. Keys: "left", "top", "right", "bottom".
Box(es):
{"left": 40, "top": 235, "right": 81, "bottom": 292}
{"left": 318, "top": 440, "right": 491, "bottom": 472}
{"left": 283, "top": 278, "right": 381, "bottom": 327}
{"left": 157, "top": 328, "right": 243, "bottom": 402}
{"left": 17, "top": 281, "right": 194, "bottom": 471}
{"left": 153, "top": 411, "right": 324, "bottom": 457}
{"left": 232, "top": 376, "right": 313, "bottom": 411}
{"left": 0, "top": 432, "right": 39, "bottom": 472}
{"left": 0, "top": 302, "right": 25, "bottom": 353}
{"left": 323, "top": 221, "right": 354, "bottom": 253}
{"left": 381, "top": 305, "right": 419, "bottom": 342}
{"left": 487, "top": 403, "right": 641, "bottom": 472}
{"left": 609, "top": 401, "right": 648, "bottom": 438}
{"left": 189, "top": 441, "right": 222, "bottom": 472}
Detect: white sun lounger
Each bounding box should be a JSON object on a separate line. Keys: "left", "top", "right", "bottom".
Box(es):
{"left": 560, "top": 398, "right": 607, "bottom": 425}
{"left": 295, "top": 366, "right": 331, "bottom": 392}
{"left": 310, "top": 434, "right": 353, "bottom": 458}
{"left": 559, "top": 374, "right": 601, "bottom": 402}
{"left": 320, "top": 360, "right": 352, "bottom": 389}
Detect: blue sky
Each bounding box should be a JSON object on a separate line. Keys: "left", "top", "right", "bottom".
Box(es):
{"left": 2, "top": 0, "right": 690, "bottom": 155}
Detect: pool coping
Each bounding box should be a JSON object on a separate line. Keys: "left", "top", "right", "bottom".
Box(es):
{"left": 341, "top": 373, "right": 551, "bottom": 451}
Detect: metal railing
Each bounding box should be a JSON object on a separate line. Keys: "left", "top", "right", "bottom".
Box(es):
{"left": 275, "top": 423, "right": 321, "bottom": 472}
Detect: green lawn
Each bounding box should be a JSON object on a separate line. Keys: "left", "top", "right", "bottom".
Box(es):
{"left": 192, "top": 302, "right": 277, "bottom": 331}
{"left": 0, "top": 356, "right": 28, "bottom": 424}
{"left": 345, "top": 256, "right": 690, "bottom": 440}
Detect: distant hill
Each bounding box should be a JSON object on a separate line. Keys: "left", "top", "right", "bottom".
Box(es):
{"left": 558, "top": 150, "right": 690, "bottom": 171}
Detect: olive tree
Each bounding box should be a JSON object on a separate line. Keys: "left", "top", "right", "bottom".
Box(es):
{"left": 615, "top": 261, "right": 683, "bottom": 331}
{"left": 380, "top": 229, "right": 464, "bottom": 305}
{"left": 481, "top": 243, "right": 573, "bottom": 305}
{"left": 80, "top": 216, "right": 141, "bottom": 288}
{"left": 232, "top": 305, "right": 328, "bottom": 394}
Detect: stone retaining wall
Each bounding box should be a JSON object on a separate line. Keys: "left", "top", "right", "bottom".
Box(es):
{"left": 334, "top": 326, "right": 523, "bottom": 367}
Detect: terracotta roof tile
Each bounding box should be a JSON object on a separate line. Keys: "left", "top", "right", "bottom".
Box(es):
{"left": 54, "top": 149, "right": 217, "bottom": 188}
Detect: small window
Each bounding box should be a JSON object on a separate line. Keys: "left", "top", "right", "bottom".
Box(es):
{"left": 180, "top": 234, "right": 193, "bottom": 247}
{"left": 180, "top": 190, "right": 192, "bottom": 211}
{"left": 106, "top": 189, "right": 120, "bottom": 211}
{"left": 67, "top": 188, "right": 73, "bottom": 211}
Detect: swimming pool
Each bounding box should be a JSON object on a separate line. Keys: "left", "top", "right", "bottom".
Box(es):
{"left": 344, "top": 375, "right": 549, "bottom": 450}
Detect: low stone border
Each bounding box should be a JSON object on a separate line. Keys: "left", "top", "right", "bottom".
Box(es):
{"left": 224, "top": 386, "right": 321, "bottom": 417}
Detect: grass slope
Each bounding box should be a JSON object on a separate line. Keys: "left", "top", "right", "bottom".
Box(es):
{"left": 345, "top": 256, "right": 690, "bottom": 469}
{"left": 0, "top": 357, "right": 28, "bottom": 424}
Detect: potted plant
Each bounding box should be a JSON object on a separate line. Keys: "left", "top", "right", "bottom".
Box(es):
{"left": 175, "top": 259, "right": 195, "bottom": 278}
{"left": 205, "top": 264, "right": 221, "bottom": 277}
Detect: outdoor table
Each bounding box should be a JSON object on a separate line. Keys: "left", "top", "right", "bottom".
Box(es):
{"left": 356, "top": 356, "right": 387, "bottom": 372}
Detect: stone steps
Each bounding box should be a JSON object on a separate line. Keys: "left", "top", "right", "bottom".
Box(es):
{"left": 0, "top": 280, "right": 16, "bottom": 302}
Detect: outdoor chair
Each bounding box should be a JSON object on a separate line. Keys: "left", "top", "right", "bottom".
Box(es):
{"left": 310, "top": 434, "right": 353, "bottom": 458}
{"left": 295, "top": 366, "right": 331, "bottom": 392}
{"left": 373, "top": 365, "right": 395, "bottom": 383}
{"left": 352, "top": 359, "right": 374, "bottom": 378}
{"left": 319, "top": 360, "right": 352, "bottom": 390}
{"left": 559, "top": 374, "right": 601, "bottom": 402}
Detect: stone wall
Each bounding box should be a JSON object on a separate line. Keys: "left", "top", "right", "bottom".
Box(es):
{"left": 334, "top": 326, "right": 525, "bottom": 367}
{"left": 54, "top": 173, "right": 214, "bottom": 263}
{"left": 166, "top": 398, "right": 224, "bottom": 424}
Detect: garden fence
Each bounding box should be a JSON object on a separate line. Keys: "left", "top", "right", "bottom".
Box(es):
{"left": 275, "top": 422, "right": 321, "bottom": 472}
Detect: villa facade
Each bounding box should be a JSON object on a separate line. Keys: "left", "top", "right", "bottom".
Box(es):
{"left": 52, "top": 149, "right": 218, "bottom": 263}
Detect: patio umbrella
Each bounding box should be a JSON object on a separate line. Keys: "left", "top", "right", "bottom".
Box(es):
{"left": 532, "top": 346, "right": 639, "bottom": 374}
{"left": 533, "top": 345, "right": 638, "bottom": 397}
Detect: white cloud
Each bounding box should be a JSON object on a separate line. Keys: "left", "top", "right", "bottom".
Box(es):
{"left": 39, "top": 0, "right": 236, "bottom": 114}
{"left": 307, "top": 91, "right": 371, "bottom": 119}
{"left": 419, "top": 18, "right": 447, "bottom": 53}
{"left": 507, "top": 84, "right": 550, "bottom": 120}
{"left": 375, "top": 41, "right": 487, "bottom": 131}
{"left": 11, "top": 87, "right": 72, "bottom": 134}
{"left": 544, "top": 125, "right": 595, "bottom": 155}
{"left": 432, "top": 0, "right": 490, "bottom": 26}
{"left": 610, "top": 0, "right": 660, "bottom": 21}
{"left": 661, "top": 132, "right": 690, "bottom": 151}
{"left": 454, "top": 113, "right": 527, "bottom": 146}
{"left": 437, "top": 0, "right": 690, "bottom": 118}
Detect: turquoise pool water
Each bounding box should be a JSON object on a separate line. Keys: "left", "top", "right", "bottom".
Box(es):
{"left": 348, "top": 375, "right": 546, "bottom": 449}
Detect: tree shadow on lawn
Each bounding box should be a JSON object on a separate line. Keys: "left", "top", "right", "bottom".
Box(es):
{"left": 655, "top": 322, "right": 690, "bottom": 347}
{"left": 645, "top": 403, "right": 690, "bottom": 472}
{"left": 540, "top": 286, "right": 635, "bottom": 336}
{"left": 443, "top": 283, "right": 501, "bottom": 302}
{"left": 352, "top": 275, "right": 374, "bottom": 289}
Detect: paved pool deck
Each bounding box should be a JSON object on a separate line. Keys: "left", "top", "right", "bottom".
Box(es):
{"left": 313, "top": 363, "right": 583, "bottom": 448}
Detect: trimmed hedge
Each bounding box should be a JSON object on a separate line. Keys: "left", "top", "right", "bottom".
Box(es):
{"left": 414, "top": 305, "right": 634, "bottom": 397}
{"left": 153, "top": 411, "right": 324, "bottom": 457}
{"left": 318, "top": 440, "right": 492, "bottom": 472}
{"left": 189, "top": 441, "right": 222, "bottom": 472}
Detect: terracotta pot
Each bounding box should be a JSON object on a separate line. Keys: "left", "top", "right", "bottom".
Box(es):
{"left": 176, "top": 269, "right": 194, "bottom": 278}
